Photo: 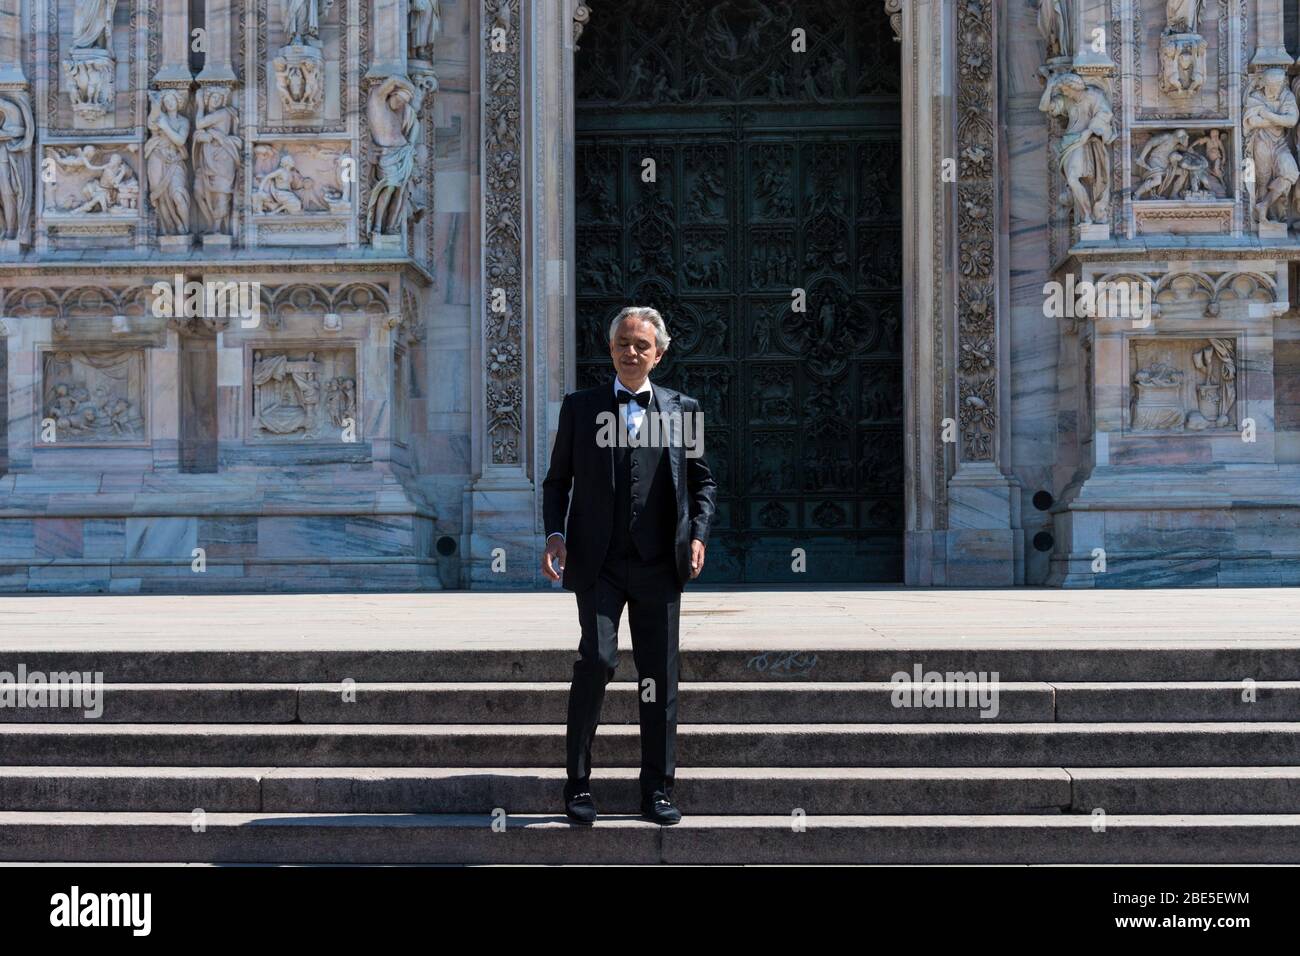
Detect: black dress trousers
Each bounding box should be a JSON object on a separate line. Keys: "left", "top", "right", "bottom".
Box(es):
{"left": 565, "top": 547, "right": 682, "bottom": 800}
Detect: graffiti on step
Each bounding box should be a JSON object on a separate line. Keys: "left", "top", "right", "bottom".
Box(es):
{"left": 744, "top": 651, "right": 818, "bottom": 679}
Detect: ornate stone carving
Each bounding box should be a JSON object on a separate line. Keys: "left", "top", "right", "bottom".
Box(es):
{"left": 1134, "top": 129, "right": 1226, "bottom": 200}
{"left": 42, "top": 348, "right": 146, "bottom": 443}
{"left": 883, "top": 0, "right": 901, "bottom": 41}
{"left": 273, "top": 45, "right": 326, "bottom": 118}
{"left": 1128, "top": 337, "right": 1237, "bottom": 432}
{"left": 47, "top": 146, "right": 140, "bottom": 214}
{"left": 0, "top": 93, "right": 35, "bottom": 247}
{"left": 250, "top": 347, "right": 356, "bottom": 440}
{"left": 484, "top": 0, "right": 521, "bottom": 465}
{"left": 956, "top": 0, "right": 998, "bottom": 462}
{"left": 144, "top": 89, "right": 192, "bottom": 236}
{"left": 365, "top": 74, "right": 424, "bottom": 242}
{"left": 574, "top": 1, "right": 592, "bottom": 47}
{"left": 1243, "top": 69, "right": 1298, "bottom": 228}
{"left": 1038, "top": 72, "right": 1117, "bottom": 228}
{"left": 1160, "top": 33, "right": 1206, "bottom": 95}
{"left": 63, "top": 54, "right": 116, "bottom": 123}
{"left": 252, "top": 144, "right": 346, "bottom": 214}
{"left": 192, "top": 87, "right": 241, "bottom": 237}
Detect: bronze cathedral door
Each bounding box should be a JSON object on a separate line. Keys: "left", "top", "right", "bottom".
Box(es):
{"left": 574, "top": 0, "right": 903, "bottom": 583}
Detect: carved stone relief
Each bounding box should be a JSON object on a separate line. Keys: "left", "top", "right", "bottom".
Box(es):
{"left": 1133, "top": 128, "right": 1227, "bottom": 200}
{"left": 193, "top": 87, "right": 242, "bottom": 238}
{"left": 41, "top": 348, "right": 147, "bottom": 443}
{"left": 252, "top": 142, "right": 349, "bottom": 215}
{"left": 1128, "top": 336, "right": 1237, "bottom": 433}
{"left": 249, "top": 347, "right": 356, "bottom": 441}
{"left": 45, "top": 145, "right": 140, "bottom": 215}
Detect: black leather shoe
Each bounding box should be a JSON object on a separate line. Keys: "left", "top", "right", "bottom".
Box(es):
{"left": 564, "top": 785, "right": 597, "bottom": 825}
{"left": 641, "top": 792, "right": 682, "bottom": 825}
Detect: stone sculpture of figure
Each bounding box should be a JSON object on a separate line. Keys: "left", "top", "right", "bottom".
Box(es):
{"left": 145, "top": 91, "right": 191, "bottom": 235}
{"left": 192, "top": 87, "right": 241, "bottom": 236}
{"left": 73, "top": 0, "right": 119, "bottom": 49}
{"left": 284, "top": 0, "right": 334, "bottom": 45}
{"left": 1161, "top": 35, "right": 1205, "bottom": 94}
{"left": 409, "top": 0, "right": 441, "bottom": 60}
{"left": 255, "top": 155, "right": 306, "bottom": 214}
{"left": 0, "top": 94, "right": 35, "bottom": 244}
{"left": 1194, "top": 338, "right": 1236, "bottom": 427}
{"left": 273, "top": 53, "right": 324, "bottom": 116}
{"left": 1035, "top": 0, "right": 1073, "bottom": 60}
{"left": 1190, "top": 130, "right": 1225, "bottom": 179}
{"left": 1166, "top": 0, "right": 1203, "bottom": 34}
{"left": 1134, "top": 129, "right": 1189, "bottom": 199}
{"left": 1243, "top": 68, "right": 1299, "bottom": 225}
{"left": 366, "top": 75, "right": 423, "bottom": 237}
{"left": 53, "top": 147, "right": 137, "bottom": 213}
{"left": 1038, "top": 72, "right": 1117, "bottom": 225}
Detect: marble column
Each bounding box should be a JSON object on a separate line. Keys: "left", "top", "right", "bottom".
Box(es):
{"left": 1251, "top": 0, "right": 1291, "bottom": 70}
{"left": 367, "top": 0, "right": 409, "bottom": 78}
{"left": 155, "top": 0, "right": 194, "bottom": 85}
{"left": 196, "top": 0, "right": 239, "bottom": 83}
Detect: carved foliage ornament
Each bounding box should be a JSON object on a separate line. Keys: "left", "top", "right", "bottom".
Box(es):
{"left": 956, "top": 0, "right": 997, "bottom": 462}
{"left": 484, "top": 0, "right": 523, "bottom": 465}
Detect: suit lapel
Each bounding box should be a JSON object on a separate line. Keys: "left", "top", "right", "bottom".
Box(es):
{"left": 604, "top": 384, "right": 616, "bottom": 490}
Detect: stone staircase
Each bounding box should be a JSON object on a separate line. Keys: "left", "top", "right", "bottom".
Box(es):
{"left": 1, "top": 644, "right": 1299, "bottom": 863}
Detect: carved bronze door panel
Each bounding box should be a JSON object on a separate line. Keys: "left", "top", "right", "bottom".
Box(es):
{"left": 575, "top": 0, "right": 903, "bottom": 583}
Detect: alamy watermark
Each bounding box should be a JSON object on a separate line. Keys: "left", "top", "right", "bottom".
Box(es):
{"left": 150, "top": 274, "right": 262, "bottom": 328}
{"left": 889, "top": 663, "right": 1001, "bottom": 719}
{"left": 595, "top": 409, "right": 706, "bottom": 458}
{"left": 1042, "top": 275, "right": 1153, "bottom": 327}
{"left": 0, "top": 664, "right": 104, "bottom": 719}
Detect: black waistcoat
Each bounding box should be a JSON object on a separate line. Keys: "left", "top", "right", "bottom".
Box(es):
{"left": 609, "top": 393, "right": 676, "bottom": 562}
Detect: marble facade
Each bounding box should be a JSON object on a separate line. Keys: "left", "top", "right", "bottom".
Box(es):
{"left": 1, "top": 0, "right": 1299, "bottom": 592}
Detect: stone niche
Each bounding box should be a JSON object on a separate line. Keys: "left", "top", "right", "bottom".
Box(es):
{"left": 56, "top": 0, "right": 130, "bottom": 130}
{"left": 261, "top": 0, "right": 343, "bottom": 126}
{"left": 40, "top": 348, "right": 148, "bottom": 445}
{"left": 1136, "top": 1, "right": 1227, "bottom": 121}
{"left": 40, "top": 144, "right": 143, "bottom": 248}
{"left": 246, "top": 345, "right": 358, "bottom": 442}
{"left": 1127, "top": 335, "right": 1239, "bottom": 433}
{"left": 249, "top": 141, "right": 354, "bottom": 246}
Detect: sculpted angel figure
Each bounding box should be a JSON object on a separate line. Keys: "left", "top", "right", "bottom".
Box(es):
{"left": 53, "top": 146, "right": 138, "bottom": 213}
{"left": 192, "top": 87, "right": 241, "bottom": 236}
{"left": 144, "top": 90, "right": 191, "bottom": 235}
{"left": 1038, "top": 72, "right": 1117, "bottom": 225}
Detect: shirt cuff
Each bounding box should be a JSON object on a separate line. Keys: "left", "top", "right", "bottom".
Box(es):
{"left": 546, "top": 532, "right": 565, "bottom": 542}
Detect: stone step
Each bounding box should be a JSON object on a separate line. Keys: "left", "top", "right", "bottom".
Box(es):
{"left": 3, "top": 811, "right": 1300, "bottom": 864}
{"left": 4, "top": 766, "right": 1300, "bottom": 814}
{"left": 3, "top": 681, "right": 1296, "bottom": 723}
{"left": 2, "top": 722, "right": 1299, "bottom": 767}
{"left": 3, "top": 645, "right": 1298, "bottom": 682}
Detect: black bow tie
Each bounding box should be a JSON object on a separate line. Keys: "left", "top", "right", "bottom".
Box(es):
{"left": 617, "top": 390, "right": 651, "bottom": 408}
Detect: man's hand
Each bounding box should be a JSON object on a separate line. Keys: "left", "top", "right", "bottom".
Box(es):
{"left": 690, "top": 538, "right": 706, "bottom": 579}
{"left": 542, "top": 535, "right": 567, "bottom": 582}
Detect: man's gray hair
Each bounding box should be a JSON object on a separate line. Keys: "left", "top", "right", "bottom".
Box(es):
{"left": 609, "top": 306, "right": 671, "bottom": 351}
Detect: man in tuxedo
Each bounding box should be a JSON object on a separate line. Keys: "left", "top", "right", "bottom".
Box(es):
{"left": 541, "top": 306, "right": 717, "bottom": 825}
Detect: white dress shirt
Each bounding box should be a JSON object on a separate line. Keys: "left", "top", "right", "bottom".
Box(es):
{"left": 547, "top": 379, "right": 653, "bottom": 545}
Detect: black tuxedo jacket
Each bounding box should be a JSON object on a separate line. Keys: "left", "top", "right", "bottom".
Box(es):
{"left": 543, "top": 380, "right": 717, "bottom": 593}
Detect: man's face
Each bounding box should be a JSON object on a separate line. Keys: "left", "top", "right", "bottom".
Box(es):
{"left": 609, "top": 316, "right": 664, "bottom": 384}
